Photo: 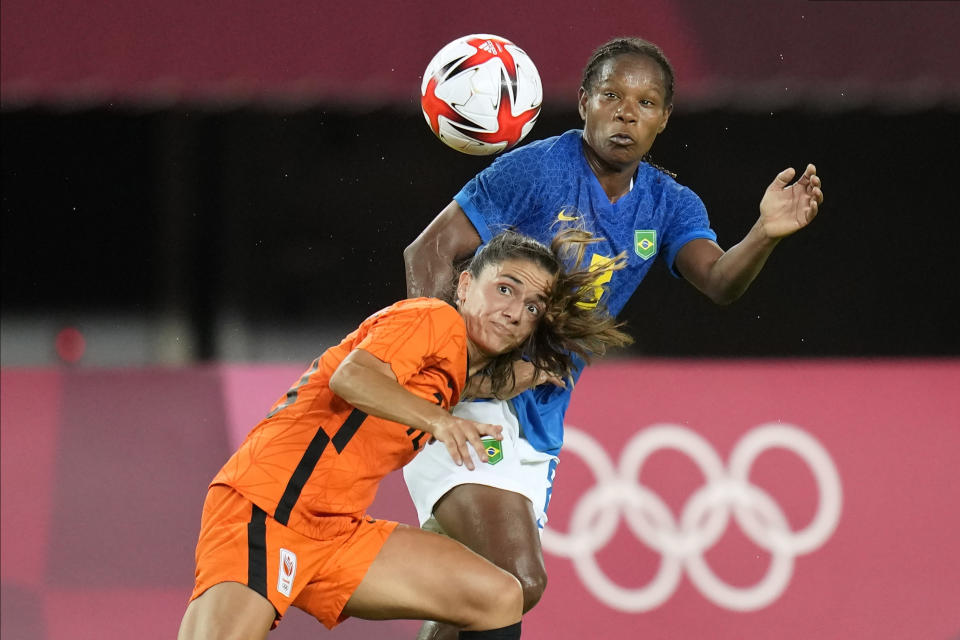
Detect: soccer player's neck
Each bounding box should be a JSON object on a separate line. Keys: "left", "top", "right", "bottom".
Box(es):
{"left": 465, "top": 341, "right": 492, "bottom": 376}
{"left": 581, "top": 140, "right": 637, "bottom": 203}
{"left": 596, "top": 170, "right": 636, "bottom": 203}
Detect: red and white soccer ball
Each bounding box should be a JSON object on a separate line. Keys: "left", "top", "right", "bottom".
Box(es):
{"left": 421, "top": 34, "right": 542, "bottom": 156}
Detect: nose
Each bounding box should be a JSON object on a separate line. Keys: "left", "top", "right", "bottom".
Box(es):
{"left": 616, "top": 102, "right": 637, "bottom": 123}
{"left": 502, "top": 297, "right": 523, "bottom": 324}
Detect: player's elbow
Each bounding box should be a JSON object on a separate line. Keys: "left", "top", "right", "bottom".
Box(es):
{"left": 402, "top": 239, "right": 421, "bottom": 270}
{"left": 709, "top": 288, "right": 740, "bottom": 306}
{"left": 403, "top": 241, "right": 429, "bottom": 298}
{"left": 697, "top": 268, "right": 746, "bottom": 306}
{"left": 328, "top": 361, "right": 359, "bottom": 402}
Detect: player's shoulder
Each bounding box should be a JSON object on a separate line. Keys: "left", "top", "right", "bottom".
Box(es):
{"left": 385, "top": 298, "right": 463, "bottom": 325}
{"left": 389, "top": 299, "right": 467, "bottom": 356}
{"left": 494, "top": 129, "right": 581, "bottom": 164}
{"left": 637, "top": 162, "right": 702, "bottom": 205}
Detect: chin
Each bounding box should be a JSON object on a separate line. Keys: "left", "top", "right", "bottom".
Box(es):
{"left": 608, "top": 147, "right": 642, "bottom": 163}
{"left": 481, "top": 344, "right": 510, "bottom": 357}
{"left": 480, "top": 338, "right": 517, "bottom": 357}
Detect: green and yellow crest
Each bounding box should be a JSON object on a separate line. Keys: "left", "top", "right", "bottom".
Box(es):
{"left": 634, "top": 230, "right": 657, "bottom": 260}
{"left": 481, "top": 438, "right": 503, "bottom": 465}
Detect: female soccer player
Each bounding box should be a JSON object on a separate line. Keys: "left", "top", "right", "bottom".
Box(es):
{"left": 177, "top": 230, "right": 630, "bottom": 640}
{"left": 403, "top": 37, "right": 825, "bottom": 640}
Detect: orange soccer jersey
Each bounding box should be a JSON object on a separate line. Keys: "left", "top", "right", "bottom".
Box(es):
{"left": 212, "top": 298, "right": 467, "bottom": 540}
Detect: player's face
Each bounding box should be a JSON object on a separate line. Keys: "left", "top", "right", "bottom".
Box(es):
{"left": 578, "top": 53, "right": 672, "bottom": 171}
{"left": 457, "top": 258, "right": 553, "bottom": 357}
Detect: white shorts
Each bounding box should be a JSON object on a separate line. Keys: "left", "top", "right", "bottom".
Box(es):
{"left": 403, "top": 399, "right": 559, "bottom": 529}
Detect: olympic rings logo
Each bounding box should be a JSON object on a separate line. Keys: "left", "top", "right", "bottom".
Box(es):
{"left": 541, "top": 424, "right": 842, "bottom": 612}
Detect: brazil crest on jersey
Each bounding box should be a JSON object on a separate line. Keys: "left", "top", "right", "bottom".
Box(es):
{"left": 455, "top": 129, "right": 717, "bottom": 455}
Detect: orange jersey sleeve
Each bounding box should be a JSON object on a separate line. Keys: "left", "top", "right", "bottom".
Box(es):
{"left": 354, "top": 298, "right": 467, "bottom": 406}
{"left": 212, "top": 298, "right": 467, "bottom": 539}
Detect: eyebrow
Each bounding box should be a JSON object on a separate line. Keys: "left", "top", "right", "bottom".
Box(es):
{"left": 502, "top": 273, "right": 549, "bottom": 303}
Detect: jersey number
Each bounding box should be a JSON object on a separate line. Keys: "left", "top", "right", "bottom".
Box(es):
{"left": 577, "top": 254, "right": 614, "bottom": 309}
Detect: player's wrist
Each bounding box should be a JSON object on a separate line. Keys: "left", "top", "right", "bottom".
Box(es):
{"left": 752, "top": 217, "right": 783, "bottom": 245}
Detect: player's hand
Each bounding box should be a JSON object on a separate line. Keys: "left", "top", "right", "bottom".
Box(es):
{"left": 758, "top": 164, "right": 824, "bottom": 239}
{"left": 462, "top": 361, "right": 565, "bottom": 400}
{"left": 503, "top": 360, "right": 565, "bottom": 398}
{"left": 429, "top": 415, "right": 503, "bottom": 471}
{"left": 521, "top": 360, "right": 565, "bottom": 390}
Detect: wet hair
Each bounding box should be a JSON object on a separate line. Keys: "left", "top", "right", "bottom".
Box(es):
{"left": 458, "top": 229, "right": 633, "bottom": 398}
{"left": 581, "top": 37, "right": 678, "bottom": 179}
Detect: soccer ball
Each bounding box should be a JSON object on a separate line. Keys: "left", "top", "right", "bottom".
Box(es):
{"left": 421, "top": 34, "right": 542, "bottom": 156}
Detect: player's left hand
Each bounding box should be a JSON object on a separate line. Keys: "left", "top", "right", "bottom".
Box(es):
{"left": 758, "top": 164, "right": 824, "bottom": 238}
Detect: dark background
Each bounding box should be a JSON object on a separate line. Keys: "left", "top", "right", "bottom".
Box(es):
{"left": 3, "top": 104, "right": 958, "bottom": 358}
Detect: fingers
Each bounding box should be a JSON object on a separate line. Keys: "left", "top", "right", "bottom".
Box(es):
{"left": 465, "top": 427, "right": 488, "bottom": 468}
{"left": 485, "top": 422, "right": 504, "bottom": 440}
{"left": 809, "top": 172, "right": 824, "bottom": 206}
{"left": 804, "top": 186, "right": 822, "bottom": 223}
{"left": 771, "top": 167, "right": 796, "bottom": 190}
{"left": 802, "top": 164, "right": 824, "bottom": 210}
{"left": 811, "top": 185, "right": 824, "bottom": 206}
{"left": 774, "top": 164, "right": 818, "bottom": 187}
{"left": 774, "top": 164, "right": 824, "bottom": 208}
{"left": 535, "top": 369, "right": 566, "bottom": 389}
{"left": 443, "top": 420, "right": 503, "bottom": 471}
{"left": 443, "top": 437, "right": 467, "bottom": 469}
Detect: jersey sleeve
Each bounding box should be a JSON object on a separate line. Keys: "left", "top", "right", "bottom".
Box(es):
{"left": 454, "top": 146, "right": 543, "bottom": 242}
{"left": 354, "top": 301, "right": 466, "bottom": 391}
{"left": 661, "top": 186, "right": 718, "bottom": 277}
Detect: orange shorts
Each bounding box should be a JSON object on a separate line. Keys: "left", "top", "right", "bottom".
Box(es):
{"left": 189, "top": 484, "right": 398, "bottom": 629}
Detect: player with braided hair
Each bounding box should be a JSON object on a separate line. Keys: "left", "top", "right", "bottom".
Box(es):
{"left": 403, "top": 36, "right": 824, "bottom": 640}
{"left": 581, "top": 37, "right": 679, "bottom": 179}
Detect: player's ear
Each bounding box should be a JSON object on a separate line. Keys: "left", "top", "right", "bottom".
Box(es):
{"left": 456, "top": 271, "right": 472, "bottom": 306}
{"left": 578, "top": 87, "right": 588, "bottom": 121}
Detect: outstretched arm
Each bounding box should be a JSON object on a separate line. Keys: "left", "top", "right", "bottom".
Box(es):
{"left": 329, "top": 347, "right": 501, "bottom": 470}
{"left": 404, "top": 201, "right": 482, "bottom": 298}
{"left": 676, "top": 164, "right": 824, "bottom": 305}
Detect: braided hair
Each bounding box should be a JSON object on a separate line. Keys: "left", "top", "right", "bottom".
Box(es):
{"left": 581, "top": 37, "right": 678, "bottom": 179}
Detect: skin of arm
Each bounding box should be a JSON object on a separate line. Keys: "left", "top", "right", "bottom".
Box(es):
{"left": 404, "top": 200, "right": 482, "bottom": 299}
{"left": 675, "top": 164, "right": 824, "bottom": 305}
{"left": 328, "top": 347, "right": 501, "bottom": 470}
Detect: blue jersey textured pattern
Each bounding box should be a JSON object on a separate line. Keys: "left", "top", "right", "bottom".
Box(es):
{"left": 455, "top": 130, "right": 717, "bottom": 454}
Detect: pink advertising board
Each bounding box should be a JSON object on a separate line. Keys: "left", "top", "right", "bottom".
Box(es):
{"left": 2, "top": 359, "right": 958, "bottom": 639}
{"left": 530, "top": 360, "right": 960, "bottom": 639}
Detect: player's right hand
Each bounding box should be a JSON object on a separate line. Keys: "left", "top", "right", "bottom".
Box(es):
{"left": 429, "top": 415, "right": 503, "bottom": 471}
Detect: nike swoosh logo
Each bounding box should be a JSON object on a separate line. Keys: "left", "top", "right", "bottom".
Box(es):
{"left": 557, "top": 210, "right": 579, "bottom": 221}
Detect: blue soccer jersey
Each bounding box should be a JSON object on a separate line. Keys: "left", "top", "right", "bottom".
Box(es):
{"left": 455, "top": 130, "right": 717, "bottom": 455}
